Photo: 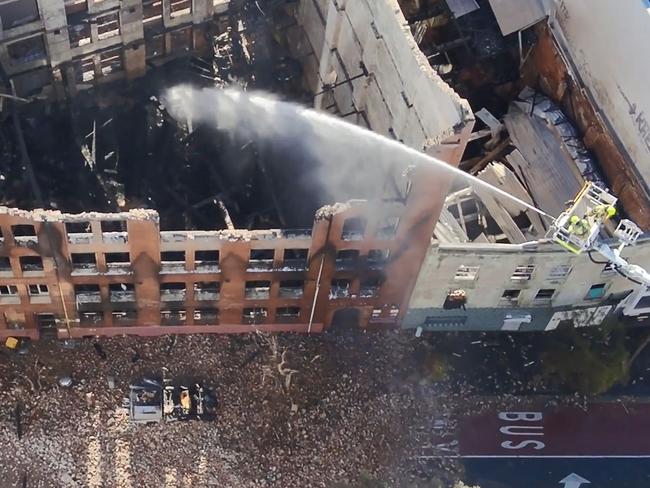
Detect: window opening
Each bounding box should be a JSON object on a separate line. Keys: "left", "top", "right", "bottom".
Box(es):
{"left": 341, "top": 218, "right": 366, "bottom": 241}
{"left": 278, "top": 280, "right": 304, "bottom": 299}
{"left": 245, "top": 281, "right": 271, "bottom": 300}
{"left": 511, "top": 265, "right": 535, "bottom": 281}
{"left": 329, "top": 279, "right": 351, "bottom": 299}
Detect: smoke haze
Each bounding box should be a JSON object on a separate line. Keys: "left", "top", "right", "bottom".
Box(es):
{"left": 162, "top": 85, "right": 552, "bottom": 220}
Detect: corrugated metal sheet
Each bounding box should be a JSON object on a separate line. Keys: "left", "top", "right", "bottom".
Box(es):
{"left": 445, "top": 0, "right": 480, "bottom": 18}
{"left": 505, "top": 100, "right": 589, "bottom": 218}
{"left": 488, "top": 0, "right": 548, "bottom": 35}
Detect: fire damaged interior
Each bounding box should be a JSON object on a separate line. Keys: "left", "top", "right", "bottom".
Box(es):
{"left": 1, "top": 1, "right": 323, "bottom": 231}
{"left": 5, "top": 75, "right": 327, "bottom": 231}
{"left": 0, "top": 0, "right": 471, "bottom": 338}
{"left": 398, "top": 0, "right": 650, "bottom": 243}
{"left": 0, "top": 0, "right": 648, "bottom": 339}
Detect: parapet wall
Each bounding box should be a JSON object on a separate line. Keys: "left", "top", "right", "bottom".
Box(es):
{"left": 294, "top": 0, "right": 473, "bottom": 149}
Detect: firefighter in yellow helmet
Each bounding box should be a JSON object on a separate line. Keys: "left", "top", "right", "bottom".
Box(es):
{"left": 589, "top": 204, "right": 617, "bottom": 221}
{"left": 567, "top": 214, "right": 590, "bottom": 238}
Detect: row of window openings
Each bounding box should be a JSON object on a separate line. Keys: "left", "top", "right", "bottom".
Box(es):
{"left": 77, "top": 306, "right": 302, "bottom": 326}
{"left": 75, "top": 282, "right": 222, "bottom": 303}
{"left": 3, "top": 0, "right": 195, "bottom": 68}
{"left": 161, "top": 248, "right": 389, "bottom": 272}
{"left": 0, "top": 0, "right": 201, "bottom": 34}
{"left": 1, "top": 282, "right": 606, "bottom": 305}
{"left": 329, "top": 278, "right": 382, "bottom": 299}
{"left": 0, "top": 252, "right": 388, "bottom": 276}
{"left": 74, "top": 48, "right": 124, "bottom": 83}
{"left": 0, "top": 222, "right": 128, "bottom": 245}
{"left": 1, "top": 248, "right": 383, "bottom": 275}
{"left": 5, "top": 308, "right": 219, "bottom": 328}
{"left": 500, "top": 283, "right": 607, "bottom": 303}
{"left": 65, "top": 225, "right": 348, "bottom": 271}
{"left": 143, "top": 0, "right": 192, "bottom": 22}
{"left": 0, "top": 284, "right": 50, "bottom": 302}
{"left": 5, "top": 223, "right": 388, "bottom": 269}
{"left": 69, "top": 249, "right": 309, "bottom": 273}
{"left": 66, "top": 0, "right": 192, "bottom": 44}
{"left": 444, "top": 283, "right": 608, "bottom": 311}
{"left": 0, "top": 254, "right": 126, "bottom": 275}
{"left": 75, "top": 28, "right": 194, "bottom": 83}
{"left": 0, "top": 256, "right": 612, "bottom": 300}
{"left": 69, "top": 251, "right": 214, "bottom": 273}
{"left": 6, "top": 25, "right": 118, "bottom": 68}
{"left": 1, "top": 309, "right": 202, "bottom": 329}
{"left": 74, "top": 279, "right": 382, "bottom": 302}
{"left": 454, "top": 264, "right": 558, "bottom": 282}
{"left": 74, "top": 281, "right": 309, "bottom": 302}
{"left": 454, "top": 263, "right": 616, "bottom": 283}
{"left": 79, "top": 249, "right": 387, "bottom": 272}
{"left": 341, "top": 217, "right": 399, "bottom": 241}
{"left": 12, "top": 216, "right": 399, "bottom": 246}
{"left": 68, "top": 11, "right": 120, "bottom": 49}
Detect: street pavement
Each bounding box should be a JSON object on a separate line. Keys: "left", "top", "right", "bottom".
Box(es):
{"left": 464, "top": 458, "right": 650, "bottom": 488}
{"left": 458, "top": 402, "right": 650, "bottom": 487}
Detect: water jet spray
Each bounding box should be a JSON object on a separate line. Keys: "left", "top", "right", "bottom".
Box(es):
{"left": 163, "top": 86, "right": 650, "bottom": 297}
{"left": 162, "top": 85, "right": 555, "bottom": 221}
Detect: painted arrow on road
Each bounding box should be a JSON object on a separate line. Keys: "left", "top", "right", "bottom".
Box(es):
{"left": 559, "top": 473, "right": 591, "bottom": 488}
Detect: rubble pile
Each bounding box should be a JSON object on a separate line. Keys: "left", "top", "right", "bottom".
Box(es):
{"left": 0, "top": 331, "right": 464, "bottom": 487}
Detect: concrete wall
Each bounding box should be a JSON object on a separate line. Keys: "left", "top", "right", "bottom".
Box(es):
{"left": 405, "top": 238, "right": 650, "bottom": 331}
{"left": 0, "top": 0, "right": 221, "bottom": 98}
{"left": 284, "top": 0, "right": 476, "bottom": 333}
{"left": 295, "top": 0, "right": 472, "bottom": 149}
{"left": 550, "top": 0, "right": 650, "bottom": 199}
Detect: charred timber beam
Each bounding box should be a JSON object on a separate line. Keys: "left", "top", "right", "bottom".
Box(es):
{"left": 217, "top": 199, "right": 235, "bottom": 230}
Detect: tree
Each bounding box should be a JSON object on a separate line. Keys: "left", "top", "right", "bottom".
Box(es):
{"left": 537, "top": 319, "right": 630, "bottom": 395}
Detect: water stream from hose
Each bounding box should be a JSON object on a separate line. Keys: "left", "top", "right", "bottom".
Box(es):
{"left": 163, "top": 86, "right": 555, "bottom": 221}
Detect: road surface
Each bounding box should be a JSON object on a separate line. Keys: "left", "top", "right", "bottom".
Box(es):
{"left": 458, "top": 402, "right": 650, "bottom": 487}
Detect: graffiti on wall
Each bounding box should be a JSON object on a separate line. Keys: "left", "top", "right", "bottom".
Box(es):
{"left": 618, "top": 86, "right": 650, "bottom": 154}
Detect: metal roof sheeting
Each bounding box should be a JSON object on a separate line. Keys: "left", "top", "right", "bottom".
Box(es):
{"left": 445, "top": 0, "right": 480, "bottom": 18}
{"left": 488, "top": 0, "right": 549, "bottom": 35}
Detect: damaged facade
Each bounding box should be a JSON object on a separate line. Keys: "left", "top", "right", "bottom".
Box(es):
{"left": 0, "top": 0, "right": 228, "bottom": 98}
{"left": 404, "top": 0, "right": 650, "bottom": 332}
{"left": 1, "top": 0, "right": 649, "bottom": 340}
{"left": 0, "top": 0, "right": 473, "bottom": 340}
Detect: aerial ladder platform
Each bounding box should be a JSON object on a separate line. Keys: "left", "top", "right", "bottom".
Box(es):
{"left": 548, "top": 182, "right": 650, "bottom": 316}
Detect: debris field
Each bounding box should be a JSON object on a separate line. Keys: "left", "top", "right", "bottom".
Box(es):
{"left": 0, "top": 330, "right": 469, "bottom": 487}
